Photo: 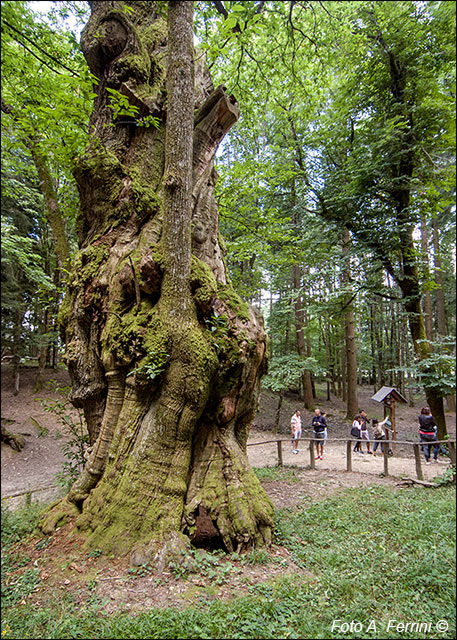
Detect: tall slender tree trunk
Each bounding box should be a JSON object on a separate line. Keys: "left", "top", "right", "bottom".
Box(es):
{"left": 321, "top": 318, "right": 331, "bottom": 401}
{"left": 397, "top": 214, "right": 447, "bottom": 438}
{"left": 1, "top": 100, "right": 71, "bottom": 271}
{"left": 13, "top": 308, "right": 23, "bottom": 396}
{"left": 383, "top": 43, "right": 447, "bottom": 439}
{"left": 341, "top": 341, "right": 347, "bottom": 403}
{"left": 432, "top": 218, "right": 448, "bottom": 338}
{"left": 342, "top": 228, "right": 358, "bottom": 418}
{"left": 432, "top": 218, "right": 455, "bottom": 412}
{"left": 290, "top": 177, "right": 313, "bottom": 409}
{"left": 40, "top": 0, "right": 273, "bottom": 559}
{"left": 420, "top": 217, "right": 433, "bottom": 342}
{"left": 293, "top": 264, "right": 313, "bottom": 408}
{"left": 273, "top": 390, "right": 284, "bottom": 434}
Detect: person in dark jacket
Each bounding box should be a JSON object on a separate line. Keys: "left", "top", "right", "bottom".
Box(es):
{"left": 418, "top": 407, "right": 440, "bottom": 464}
{"left": 312, "top": 408, "right": 327, "bottom": 460}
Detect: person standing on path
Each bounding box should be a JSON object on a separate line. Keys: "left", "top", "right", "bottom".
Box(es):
{"left": 372, "top": 417, "right": 388, "bottom": 456}
{"left": 291, "top": 410, "right": 302, "bottom": 454}
{"left": 312, "top": 408, "right": 327, "bottom": 460}
{"left": 352, "top": 414, "right": 363, "bottom": 453}
{"left": 359, "top": 410, "right": 372, "bottom": 454}
{"left": 418, "top": 406, "right": 440, "bottom": 465}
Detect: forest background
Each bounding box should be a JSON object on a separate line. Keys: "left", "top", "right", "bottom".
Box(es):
{"left": 1, "top": 0, "right": 455, "bottom": 433}
{"left": 1, "top": 2, "right": 456, "bottom": 639}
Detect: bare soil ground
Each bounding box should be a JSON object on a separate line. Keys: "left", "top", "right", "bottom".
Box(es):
{"left": 1, "top": 366, "right": 455, "bottom": 614}
{"left": 1, "top": 366, "right": 455, "bottom": 507}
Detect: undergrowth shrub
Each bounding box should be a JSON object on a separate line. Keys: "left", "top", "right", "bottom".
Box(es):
{"left": 40, "top": 380, "right": 89, "bottom": 489}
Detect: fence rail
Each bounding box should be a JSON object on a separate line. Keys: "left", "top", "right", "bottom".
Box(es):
{"left": 247, "top": 437, "right": 456, "bottom": 481}
{"left": 3, "top": 438, "right": 454, "bottom": 510}
{"left": 1, "top": 483, "right": 62, "bottom": 510}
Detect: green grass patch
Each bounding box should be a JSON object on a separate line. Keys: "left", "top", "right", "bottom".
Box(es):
{"left": 1, "top": 502, "right": 43, "bottom": 549}
{"left": 253, "top": 465, "right": 301, "bottom": 483}
{"left": 1, "top": 485, "right": 455, "bottom": 639}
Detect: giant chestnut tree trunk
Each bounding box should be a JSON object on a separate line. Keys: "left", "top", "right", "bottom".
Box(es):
{"left": 40, "top": 0, "right": 273, "bottom": 560}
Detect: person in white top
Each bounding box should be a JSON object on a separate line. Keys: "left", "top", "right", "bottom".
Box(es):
{"left": 372, "top": 416, "right": 389, "bottom": 456}
{"left": 291, "top": 410, "right": 302, "bottom": 454}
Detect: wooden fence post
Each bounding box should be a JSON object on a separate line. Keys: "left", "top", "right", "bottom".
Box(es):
{"left": 413, "top": 444, "right": 424, "bottom": 480}
{"left": 383, "top": 440, "right": 389, "bottom": 476}
{"left": 309, "top": 439, "right": 315, "bottom": 470}
{"left": 277, "top": 440, "right": 283, "bottom": 467}
{"left": 448, "top": 442, "right": 456, "bottom": 467}
{"left": 346, "top": 440, "right": 352, "bottom": 472}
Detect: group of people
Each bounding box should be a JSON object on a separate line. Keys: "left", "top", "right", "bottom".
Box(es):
{"left": 351, "top": 410, "right": 390, "bottom": 456}
{"left": 290, "top": 408, "right": 327, "bottom": 459}
{"left": 290, "top": 405, "right": 448, "bottom": 465}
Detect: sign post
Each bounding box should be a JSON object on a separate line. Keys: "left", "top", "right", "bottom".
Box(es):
{"left": 372, "top": 386, "right": 407, "bottom": 458}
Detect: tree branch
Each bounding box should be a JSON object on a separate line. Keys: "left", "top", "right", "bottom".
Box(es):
{"left": 2, "top": 19, "right": 79, "bottom": 76}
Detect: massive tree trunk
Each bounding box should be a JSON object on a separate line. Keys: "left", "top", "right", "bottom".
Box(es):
{"left": 40, "top": 0, "right": 273, "bottom": 560}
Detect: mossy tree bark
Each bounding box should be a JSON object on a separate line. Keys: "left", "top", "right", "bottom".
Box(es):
{"left": 39, "top": 0, "right": 273, "bottom": 559}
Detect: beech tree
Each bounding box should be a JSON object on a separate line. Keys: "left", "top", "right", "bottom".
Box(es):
{"left": 40, "top": 0, "right": 274, "bottom": 561}
{"left": 313, "top": 1, "right": 455, "bottom": 438}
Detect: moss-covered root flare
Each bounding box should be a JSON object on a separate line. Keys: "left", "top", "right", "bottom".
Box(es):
{"left": 130, "top": 531, "right": 191, "bottom": 570}
{"left": 184, "top": 430, "right": 275, "bottom": 553}
{"left": 37, "top": 497, "right": 81, "bottom": 536}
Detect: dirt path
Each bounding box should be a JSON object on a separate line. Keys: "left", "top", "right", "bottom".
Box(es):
{"left": 1, "top": 366, "right": 454, "bottom": 509}
{"left": 246, "top": 430, "right": 452, "bottom": 484}
{"left": 1, "top": 366, "right": 78, "bottom": 508}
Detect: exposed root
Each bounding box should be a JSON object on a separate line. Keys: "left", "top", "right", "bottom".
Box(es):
{"left": 396, "top": 477, "right": 441, "bottom": 488}
{"left": 37, "top": 497, "right": 81, "bottom": 536}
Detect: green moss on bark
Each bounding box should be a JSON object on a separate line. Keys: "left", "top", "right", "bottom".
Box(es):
{"left": 71, "top": 243, "right": 110, "bottom": 287}
{"left": 190, "top": 255, "right": 218, "bottom": 309}
{"left": 129, "top": 167, "right": 161, "bottom": 218}
{"left": 217, "top": 284, "right": 250, "bottom": 322}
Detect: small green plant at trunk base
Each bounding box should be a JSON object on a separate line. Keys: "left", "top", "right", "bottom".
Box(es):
{"left": 40, "top": 380, "right": 89, "bottom": 489}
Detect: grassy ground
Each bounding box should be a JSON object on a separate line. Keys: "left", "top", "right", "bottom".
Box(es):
{"left": 1, "top": 482, "right": 455, "bottom": 639}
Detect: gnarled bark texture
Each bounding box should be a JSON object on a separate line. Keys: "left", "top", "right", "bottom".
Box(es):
{"left": 40, "top": 0, "right": 273, "bottom": 559}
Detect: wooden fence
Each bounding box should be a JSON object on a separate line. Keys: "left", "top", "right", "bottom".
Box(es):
{"left": 3, "top": 438, "right": 455, "bottom": 510}
{"left": 247, "top": 437, "right": 456, "bottom": 481}
{"left": 1, "top": 483, "right": 62, "bottom": 510}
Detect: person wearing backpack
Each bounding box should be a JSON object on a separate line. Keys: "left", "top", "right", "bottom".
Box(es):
{"left": 372, "top": 417, "right": 388, "bottom": 456}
